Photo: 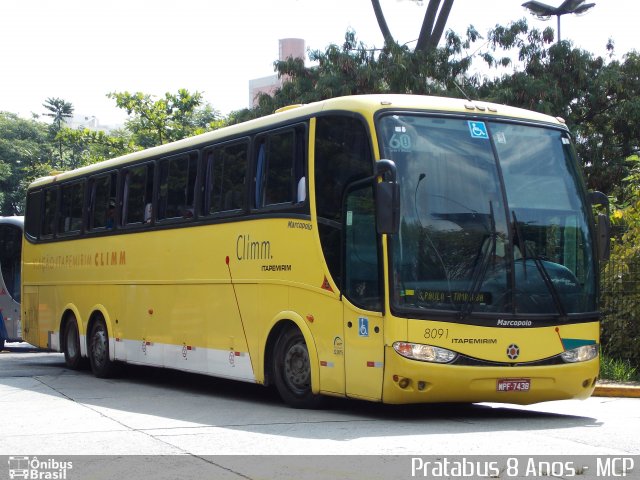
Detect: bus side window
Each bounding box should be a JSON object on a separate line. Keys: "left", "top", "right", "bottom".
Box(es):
{"left": 25, "top": 191, "right": 42, "bottom": 239}
{"left": 205, "top": 142, "right": 248, "bottom": 215}
{"left": 294, "top": 129, "right": 306, "bottom": 203}
{"left": 123, "top": 163, "right": 154, "bottom": 226}
{"left": 157, "top": 152, "right": 198, "bottom": 221}
{"left": 41, "top": 187, "right": 58, "bottom": 238}
{"left": 58, "top": 181, "right": 84, "bottom": 235}
{"left": 89, "top": 172, "right": 117, "bottom": 230}
{"left": 254, "top": 127, "right": 306, "bottom": 209}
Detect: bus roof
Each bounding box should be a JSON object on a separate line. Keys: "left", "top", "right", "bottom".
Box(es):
{"left": 27, "top": 94, "right": 565, "bottom": 189}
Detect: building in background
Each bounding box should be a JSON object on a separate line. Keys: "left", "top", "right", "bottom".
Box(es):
{"left": 249, "top": 38, "right": 305, "bottom": 107}
{"left": 66, "top": 114, "right": 118, "bottom": 132}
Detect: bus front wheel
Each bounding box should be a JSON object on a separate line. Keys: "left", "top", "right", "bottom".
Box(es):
{"left": 88, "top": 319, "right": 117, "bottom": 378}
{"left": 273, "top": 327, "right": 323, "bottom": 409}
{"left": 63, "top": 318, "right": 85, "bottom": 370}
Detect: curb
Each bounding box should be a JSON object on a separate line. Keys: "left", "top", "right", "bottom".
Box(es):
{"left": 593, "top": 383, "right": 640, "bottom": 398}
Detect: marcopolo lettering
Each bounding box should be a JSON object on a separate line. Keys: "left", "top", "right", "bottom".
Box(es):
{"left": 497, "top": 319, "right": 532, "bottom": 327}
{"left": 287, "top": 220, "right": 312, "bottom": 230}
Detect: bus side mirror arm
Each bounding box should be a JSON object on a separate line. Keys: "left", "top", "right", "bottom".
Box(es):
{"left": 375, "top": 159, "right": 400, "bottom": 235}
{"left": 588, "top": 191, "right": 611, "bottom": 262}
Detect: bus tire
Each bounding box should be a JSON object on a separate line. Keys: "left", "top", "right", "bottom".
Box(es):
{"left": 88, "top": 319, "right": 117, "bottom": 378}
{"left": 273, "top": 327, "right": 323, "bottom": 409}
{"left": 63, "top": 318, "right": 85, "bottom": 370}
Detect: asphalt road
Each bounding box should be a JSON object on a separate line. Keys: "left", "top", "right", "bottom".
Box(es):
{"left": 1, "top": 342, "right": 639, "bottom": 478}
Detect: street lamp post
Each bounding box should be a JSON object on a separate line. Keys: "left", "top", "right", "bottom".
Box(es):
{"left": 522, "top": 0, "right": 596, "bottom": 43}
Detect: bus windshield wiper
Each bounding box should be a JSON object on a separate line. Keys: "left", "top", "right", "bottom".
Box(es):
{"left": 512, "top": 211, "right": 568, "bottom": 320}
{"left": 459, "top": 201, "right": 497, "bottom": 321}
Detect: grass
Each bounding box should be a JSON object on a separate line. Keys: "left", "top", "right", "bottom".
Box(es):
{"left": 600, "top": 354, "right": 639, "bottom": 382}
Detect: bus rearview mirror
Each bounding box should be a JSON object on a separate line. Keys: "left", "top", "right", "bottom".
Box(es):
{"left": 375, "top": 159, "right": 400, "bottom": 235}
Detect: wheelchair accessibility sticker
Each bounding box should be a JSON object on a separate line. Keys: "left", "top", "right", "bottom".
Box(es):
{"left": 358, "top": 317, "right": 369, "bottom": 337}
{"left": 468, "top": 121, "right": 489, "bottom": 139}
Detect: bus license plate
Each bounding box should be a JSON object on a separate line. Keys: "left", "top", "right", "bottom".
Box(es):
{"left": 496, "top": 378, "right": 531, "bottom": 392}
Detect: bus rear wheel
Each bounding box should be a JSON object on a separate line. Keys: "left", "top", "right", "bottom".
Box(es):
{"left": 63, "top": 318, "right": 85, "bottom": 370}
{"left": 88, "top": 319, "right": 117, "bottom": 378}
{"left": 273, "top": 327, "right": 323, "bottom": 409}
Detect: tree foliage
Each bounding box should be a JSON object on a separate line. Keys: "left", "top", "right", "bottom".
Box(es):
{"left": 477, "top": 21, "right": 640, "bottom": 198}
{"left": 107, "top": 89, "right": 222, "bottom": 148}
{"left": 233, "top": 19, "right": 639, "bottom": 199}
{"left": 54, "top": 127, "right": 136, "bottom": 170}
{"left": 230, "top": 27, "right": 478, "bottom": 123}
{"left": 42, "top": 97, "right": 74, "bottom": 131}
{"left": 43, "top": 97, "right": 74, "bottom": 164}
{"left": 0, "top": 89, "right": 224, "bottom": 215}
{"left": 600, "top": 155, "right": 640, "bottom": 366}
{"left": 0, "top": 112, "right": 53, "bottom": 215}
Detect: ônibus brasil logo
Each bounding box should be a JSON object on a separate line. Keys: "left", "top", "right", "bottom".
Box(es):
{"left": 8, "top": 456, "right": 73, "bottom": 479}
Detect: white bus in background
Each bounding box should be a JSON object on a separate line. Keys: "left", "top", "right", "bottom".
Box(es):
{"left": 0, "top": 216, "right": 23, "bottom": 351}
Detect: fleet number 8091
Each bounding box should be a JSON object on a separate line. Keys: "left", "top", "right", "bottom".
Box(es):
{"left": 424, "top": 328, "right": 449, "bottom": 340}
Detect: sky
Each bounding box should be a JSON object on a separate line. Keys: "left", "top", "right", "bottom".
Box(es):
{"left": 1, "top": 0, "right": 638, "bottom": 127}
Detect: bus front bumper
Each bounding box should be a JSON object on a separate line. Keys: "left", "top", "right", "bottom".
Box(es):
{"left": 382, "top": 346, "right": 599, "bottom": 405}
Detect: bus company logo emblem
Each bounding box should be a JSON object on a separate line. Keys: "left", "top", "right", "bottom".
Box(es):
{"left": 507, "top": 344, "right": 520, "bottom": 360}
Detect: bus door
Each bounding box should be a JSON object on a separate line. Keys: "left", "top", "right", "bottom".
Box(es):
{"left": 342, "top": 185, "right": 385, "bottom": 401}
{"left": 0, "top": 220, "right": 23, "bottom": 343}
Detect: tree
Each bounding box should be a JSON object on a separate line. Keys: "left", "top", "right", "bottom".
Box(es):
{"left": 0, "top": 90, "right": 224, "bottom": 214}
{"left": 600, "top": 155, "right": 640, "bottom": 366}
{"left": 55, "top": 127, "right": 136, "bottom": 170}
{"left": 43, "top": 97, "right": 74, "bottom": 165}
{"left": 0, "top": 112, "right": 54, "bottom": 215}
{"left": 107, "top": 89, "right": 222, "bottom": 148}
{"left": 477, "top": 20, "right": 640, "bottom": 196}
{"left": 43, "top": 97, "right": 74, "bottom": 131}
{"left": 229, "top": 28, "right": 478, "bottom": 124}
{"left": 371, "top": 0, "right": 455, "bottom": 52}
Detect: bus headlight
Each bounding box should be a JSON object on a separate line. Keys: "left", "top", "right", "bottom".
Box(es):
{"left": 560, "top": 344, "right": 598, "bottom": 363}
{"left": 393, "top": 342, "right": 458, "bottom": 363}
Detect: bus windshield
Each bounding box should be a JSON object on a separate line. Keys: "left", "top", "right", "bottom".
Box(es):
{"left": 378, "top": 114, "right": 596, "bottom": 318}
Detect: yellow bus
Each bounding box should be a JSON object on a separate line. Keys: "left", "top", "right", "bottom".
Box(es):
{"left": 22, "top": 94, "right": 607, "bottom": 407}
{"left": 1, "top": 216, "right": 23, "bottom": 351}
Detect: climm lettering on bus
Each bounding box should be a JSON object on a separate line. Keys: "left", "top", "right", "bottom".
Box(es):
{"left": 37, "top": 250, "right": 126, "bottom": 270}
{"left": 94, "top": 250, "right": 126, "bottom": 266}
{"left": 236, "top": 235, "right": 272, "bottom": 260}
